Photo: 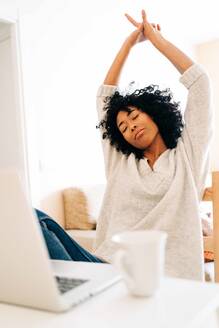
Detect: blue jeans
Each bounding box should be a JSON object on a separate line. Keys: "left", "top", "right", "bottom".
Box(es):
{"left": 35, "top": 209, "right": 104, "bottom": 263}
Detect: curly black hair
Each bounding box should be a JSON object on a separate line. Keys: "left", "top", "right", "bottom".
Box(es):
{"left": 96, "top": 84, "right": 184, "bottom": 160}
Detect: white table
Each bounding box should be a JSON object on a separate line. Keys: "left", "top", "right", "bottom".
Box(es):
{"left": 1, "top": 275, "right": 219, "bottom": 328}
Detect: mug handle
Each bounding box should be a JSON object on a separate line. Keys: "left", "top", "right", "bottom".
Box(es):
{"left": 114, "top": 249, "right": 134, "bottom": 291}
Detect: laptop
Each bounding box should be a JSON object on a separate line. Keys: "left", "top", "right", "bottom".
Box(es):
{"left": 0, "top": 169, "right": 121, "bottom": 312}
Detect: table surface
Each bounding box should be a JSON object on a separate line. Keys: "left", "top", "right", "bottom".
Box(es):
{"left": 1, "top": 273, "right": 219, "bottom": 328}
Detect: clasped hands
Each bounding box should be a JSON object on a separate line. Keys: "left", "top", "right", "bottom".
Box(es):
{"left": 125, "top": 9, "right": 163, "bottom": 47}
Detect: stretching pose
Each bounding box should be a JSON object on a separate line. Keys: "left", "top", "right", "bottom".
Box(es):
{"left": 92, "top": 10, "right": 213, "bottom": 280}
{"left": 38, "top": 10, "right": 212, "bottom": 281}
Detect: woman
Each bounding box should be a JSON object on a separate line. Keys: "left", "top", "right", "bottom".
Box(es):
{"left": 38, "top": 9, "right": 212, "bottom": 281}
{"left": 93, "top": 9, "right": 213, "bottom": 281}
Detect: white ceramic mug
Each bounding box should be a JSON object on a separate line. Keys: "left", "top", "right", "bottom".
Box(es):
{"left": 112, "top": 230, "right": 167, "bottom": 297}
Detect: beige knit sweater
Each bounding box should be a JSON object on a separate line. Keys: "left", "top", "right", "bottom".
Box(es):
{"left": 93, "top": 64, "right": 213, "bottom": 281}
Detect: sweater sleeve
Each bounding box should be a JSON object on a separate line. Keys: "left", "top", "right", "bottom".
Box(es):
{"left": 179, "top": 63, "right": 213, "bottom": 200}
{"left": 96, "top": 85, "right": 123, "bottom": 179}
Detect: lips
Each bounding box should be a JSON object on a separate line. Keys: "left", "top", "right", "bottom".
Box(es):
{"left": 135, "top": 128, "right": 145, "bottom": 140}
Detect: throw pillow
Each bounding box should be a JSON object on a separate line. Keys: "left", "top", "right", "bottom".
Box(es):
{"left": 63, "top": 188, "right": 96, "bottom": 230}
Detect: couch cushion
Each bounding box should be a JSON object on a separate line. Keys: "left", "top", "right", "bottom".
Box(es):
{"left": 63, "top": 188, "right": 96, "bottom": 230}
{"left": 63, "top": 184, "right": 105, "bottom": 230}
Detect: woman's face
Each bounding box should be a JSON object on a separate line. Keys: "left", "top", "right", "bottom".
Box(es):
{"left": 116, "top": 107, "right": 159, "bottom": 150}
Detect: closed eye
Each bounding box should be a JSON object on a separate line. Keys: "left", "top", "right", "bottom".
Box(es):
{"left": 122, "top": 115, "right": 138, "bottom": 133}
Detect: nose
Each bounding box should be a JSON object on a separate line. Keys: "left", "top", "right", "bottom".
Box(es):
{"left": 131, "top": 124, "right": 137, "bottom": 132}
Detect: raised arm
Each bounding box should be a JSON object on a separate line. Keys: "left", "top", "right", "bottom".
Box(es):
{"left": 139, "top": 10, "right": 212, "bottom": 198}
{"left": 98, "top": 21, "right": 155, "bottom": 178}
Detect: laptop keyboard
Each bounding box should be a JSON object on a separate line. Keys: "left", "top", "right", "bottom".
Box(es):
{"left": 55, "top": 276, "right": 88, "bottom": 294}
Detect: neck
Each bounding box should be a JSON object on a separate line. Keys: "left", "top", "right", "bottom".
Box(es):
{"left": 143, "top": 134, "right": 167, "bottom": 166}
